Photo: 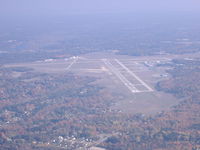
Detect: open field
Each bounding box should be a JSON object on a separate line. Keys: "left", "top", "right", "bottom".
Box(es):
{"left": 4, "top": 52, "right": 187, "bottom": 114}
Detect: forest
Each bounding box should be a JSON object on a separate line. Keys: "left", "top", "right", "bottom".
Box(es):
{"left": 0, "top": 58, "right": 200, "bottom": 150}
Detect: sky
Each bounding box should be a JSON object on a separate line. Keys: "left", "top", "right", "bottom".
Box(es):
{"left": 0, "top": 0, "right": 200, "bottom": 17}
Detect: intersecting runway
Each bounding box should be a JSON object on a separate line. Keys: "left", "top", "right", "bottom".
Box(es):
{"left": 66, "top": 57, "right": 154, "bottom": 94}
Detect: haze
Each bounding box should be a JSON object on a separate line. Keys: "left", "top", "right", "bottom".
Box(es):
{"left": 1, "top": 0, "right": 200, "bottom": 17}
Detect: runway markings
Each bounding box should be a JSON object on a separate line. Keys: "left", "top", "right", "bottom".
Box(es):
{"left": 102, "top": 59, "right": 139, "bottom": 93}
{"left": 65, "top": 57, "right": 155, "bottom": 93}
{"left": 115, "top": 59, "right": 154, "bottom": 92}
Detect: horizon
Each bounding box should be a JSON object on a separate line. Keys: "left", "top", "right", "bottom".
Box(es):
{"left": 1, "top": 0, "right": 200, "bottom": 17}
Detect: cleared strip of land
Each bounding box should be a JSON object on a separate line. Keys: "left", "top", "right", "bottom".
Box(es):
{"left": 102, "top": 59, "right": 139, "bottom": 93}
{"left": 115, "top": 59, "right": 153, "bottom": 92}
{"left": 66, "top": 58, "right": 79, "bottom": 71}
